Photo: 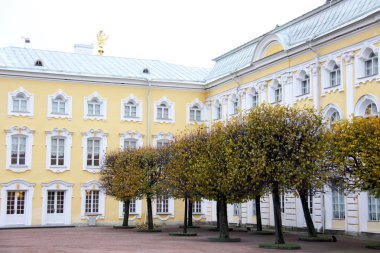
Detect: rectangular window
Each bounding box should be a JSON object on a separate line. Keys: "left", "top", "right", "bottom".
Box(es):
{"left": 233, "top": 203, "right": 241, "bottom": 216}
{"left": 252, "top": 94, "right": 258, "bottom": 108}
{"left": 233, "top": 101, "right": 238, "bottom": 114}
{"left": 275, "top": 87, "right": 282, "bottom": 102}
{"left": 47, "top": 191, "right": 65, "bottom": 214}
{"left": 252, "top": 200, "right": 257, "bottom": 216}
{"left": 88, "top": 103, "right": 101, "bottom": 116}
{"left": 330, "top": 69, "right": 341, "bottom": 87}
{"left": 156, "top": 196, "right": 169, "bottom": 213}
{"left": 124, "top": 139, "right": 137, "bottom": 149}
{"left": 301, "top": 78, "right": 310, "bottom": 95}
{"left": 332, "top": 186, "right": 345, "bottom": 219}
{"left": 216, "top": 106, "right": 222, "bottom": 120}
{"left": 85, "top": 190, "right": 99, "bottom": 213}
{"left": 87, "top": 139, "right": 100, "bottom": 167}
{"left": 13, "top": 99, "right": 27, "bottom": 112}
{"left": 190, "top": 109, "right": 201, "bottom": 121}
{"left": 157, "top": 107, "right": 169, "bottom": 119}
{"left": 306, "top": 191, "right": 313, "bottom": 214}
{"left": 52, "top": 101, "right": 65, "bottom": 114}
{"left": 369, "top": 195, "right": 380, "bottom": 221}
{"left": 280, "top": 194, "right": 285, "bottom": 213}
{"left": 51, "top": 137, "right": 65, "bottom": 166}
{"left": 192, "top": 201, "right": 202, "bottom": 213}
{"left": 7, "top": 191, "right": 25, "bottom": 215}
{"left": 125, "top": 104, "right": 137, "bottom": 118}
{"left": 157, "top": 140, "right": 169, "bottom": 148}
{"left": 11, "top": 136, "right": 26, "bottom": 166}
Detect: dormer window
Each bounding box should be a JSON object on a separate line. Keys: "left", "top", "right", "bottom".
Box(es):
{"left": 365, "top": 52, "right": 378, "bottom": 77}
{"left": 301, "top": 74, "right": 310, "bottom": 95}
{"left": 52, "top": 95, "right": 66, "bottom": 114}
{"left": 88, "top": 98, "right": 101, "bottom": 116}
{"left": 190, "top": 105, "right": 201, "bottom": 122}
{"left": 13, "top": 93, "right": 28, "bottom": 112}
{"left": 34, "top": 60, "right": 43, "bottom": 67}
{"left": 124, "top": 100, "right": 137, "bottom": 118}
{"left": 329, "top": 64, "right": 341, "bottom": 87}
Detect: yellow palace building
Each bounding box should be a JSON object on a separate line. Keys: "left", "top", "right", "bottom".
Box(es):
{"left": 0, "top": 0, "right": 379, "bottom": 234}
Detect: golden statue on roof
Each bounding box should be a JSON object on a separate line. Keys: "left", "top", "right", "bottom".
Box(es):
{"left": 97, "top": 30, "right": 109, "bottom": 56}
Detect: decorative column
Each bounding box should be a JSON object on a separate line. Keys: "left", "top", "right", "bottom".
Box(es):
{"left": 311, "top": 63, "right": 320, "bottom": 112}
{"left": 238, "top": 88, "right": 247, "bottom": 112}
{"left": 205, "top": 100, "right": 213, "bottom": 126}
{"left": 343, "top": 51, "right": 355, "bottom": 118}
{"left": 221, "top": 95, "right": 228, "bottom": 122}
{"left": 282, "top": 74, "right": 293, "bottom": 105}
{"left": 258, "top": 81, "right": 267, "bottom": 103}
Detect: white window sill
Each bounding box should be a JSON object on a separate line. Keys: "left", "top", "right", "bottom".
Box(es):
{"left": 83, "top": 167, "right": 102, "bottom": 173}
{"left": 156, "top": 212, "right": 172, "bottom": 215}
{"left": 192, "top": 212, "right": 204, "bottom": 215}
{"left": 11, "top": 110, "right": 29, "bottom": 113}
{"left": 7, "top": 166, "right": 31, "bottom": 173}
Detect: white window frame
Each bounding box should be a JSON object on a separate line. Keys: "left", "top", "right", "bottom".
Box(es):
{"left": 332, "top": 185, "right": 345, "bottom": 220}
{"left": 153, "top": 196, "right": 175, "bottom": 220}
{"left": 152, "top": 132, "right": 173, "bottom": 148}
{"left": 233, "top": 203, "right": 241, "bottom": 216}
{"left": 47, "top": 90, "right": 72, "bottom": 119}
{"left": 41, "top": 180, "right": 73, "bottom": 225}
{"left": 248, "top": 87, "right": 260, "bottom": 109}
{"left": 82, "top": 129, "right": 108, "bottom": 173}
{"left": 295, "top": 70, "right": 311, "bottom": 98}
{"left": 187, "top": 98, "right": 204, "bottom": 124}
{"left": 322, "top": 60, "right": 343, "bottom": 93}
{"left": 119, "top": 130, "right": 143, "bottom": 150}
{"left": 356, "top": 46, "right": 379, "bottom": 85}
{"left": 213, "top": 100, "right": 222, "bottom": 120}
{"left": 120, "top": 95, "right": 143, "bottom": 122}
{"left": 154, "top": 97, "right": 175, "bottom": 123}
{"left": 5, "top": 126, "right": 34, "bottom": 172}
{"left": 229, "top": 94, "right": 239, "bottom": 115}
{"left": 269, "top": 80, "right": 283, "bottom": 104}
{"left": 354, "top": 94, "right": 379, "bottom": 117}
{"left": 8, "top": 87, "right": 34, "bottom": 117}
{"left": 84, "top": 92, "right": 107, "bottom": 121}
{"left": 323, "top": 104, "right": 343, "bottom": 124}
{"left": 45, "top": 128, "right": 73, "bottom": 173}
{"left": 80, "top": 180, "right": 105, "bottom": 219}
{"left": 368, "top": 195, "right": 380, "bottom": 221}
{"left": 118, "top": 199, "right": 142, "bottom": 219}
{"left": 0, "top": 180, "right": 35, "bottom": 226}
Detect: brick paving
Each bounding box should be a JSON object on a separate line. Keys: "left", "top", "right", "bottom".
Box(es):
{"left": 0, "top": 225, "right": 377, "bottom": 253}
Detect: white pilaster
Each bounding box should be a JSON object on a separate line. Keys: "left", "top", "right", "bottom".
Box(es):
{"left": 344, "top": 52, "right": 355, "bottom": 118}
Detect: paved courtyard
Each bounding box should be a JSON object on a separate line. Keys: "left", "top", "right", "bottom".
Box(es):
{"left": 0, "top": 225, "right": 377, "bottom": 253}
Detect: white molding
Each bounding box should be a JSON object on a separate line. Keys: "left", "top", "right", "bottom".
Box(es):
{"left": 84, "top": 92, "right": 107, "bottom": 121}
{"left": 120, "top": 94, "right": 143, "bottom": 122}
{"left": 45, "top": 128, "right": 73, "bottom": 173}
{"left": 5, "top": 126, "right": 34, "bottom": 172}
{"left": 153, "top": 197, "right": 175, "bottom": 220}
{"left": 41, "top": 180, "right": 73, "bottom": 225}
{"left": 186, "top": 98, "right": 205, "bottom": 124}
{"left": 0, "top": 180, "right": 35, "bottom": 226}
{"left": 80, "top": 180, "right": 105, "bottom": 219}
{"left": 354, "top": 94, "right": 379, "bottom": 117}
{"left": 323, "top": 103, "right": 344, "bottom": 122}
{"left": 152, "top": 132, "right": 174, "bottom": 148}
{"left": 153, "top": 96, "right": 175, "bottom": 124}
{"left": 355, "top": 45, "right": 379, "bottom": 86}
{"left": 252, "top": 34, "right": 285, "bottom": 62}
{"left": 321, "top": 59, "right": 344, "bottom": 96}
{"left": 119, "top": 130, "right": 143, "bottom": 150}
{"left": 47, "top": 90, "right": 72, "bottom": 119}
{"left": 82, "top": 129, "right": 108, "bottom": 173}
{"left": 7, "top": 87, "right": 34, "bottom": 117}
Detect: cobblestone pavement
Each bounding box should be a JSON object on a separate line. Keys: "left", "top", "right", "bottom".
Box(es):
{"left": 0, "top": 226, "right": 377, "bottom": 253}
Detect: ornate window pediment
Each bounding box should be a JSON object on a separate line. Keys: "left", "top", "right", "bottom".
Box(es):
{"left": 84, "top": 92, "right": 107, "bottom": 120}
{"left": 8, "top": 87, "right": 34, "bottom": 117}
{"left": 119, "top": 130, "right": 143, "bottom": 150}
{"left": 187, "top": 98, "right": 204, "bottom": 124}
{"left": 121, "top": 94, "right": 142, "bottom": 122}
{"left": 154, "top": 97, "right": 174, "bottom": 123}
{"left": 48, "top": 90, "right": 72, "bottom": 119}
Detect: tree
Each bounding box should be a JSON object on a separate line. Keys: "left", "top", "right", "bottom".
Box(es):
{"left": 100, "top": 150, "right": 143, "bottom": 227}
{"left": 163, "top": 127, "right": 208, "bottom": 235}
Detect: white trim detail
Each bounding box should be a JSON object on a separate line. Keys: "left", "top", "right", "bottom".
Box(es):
{"left": 120, "top": 94, "right": 143, "bottom": 122}
{"left": 321, "top": 59, "right": 343, "bottom": 95}
{"left": 119, "top": 130, "right": 143, "bottom": 150}
{"left": 5, "top": 126, "right": 34, "bottom": 172}
{"left": 153, "top": 196, "right": 175, "bottom": 221}
{"left": 82, "top": 129, "right": 108, "bottom": 173}
{"left": 45, "top": 128, "right": 73, "bottom": 173}
{"left": 354, "top": 94, "right": 379, "bottom": 117}
{"left": 118, "top": 199, "right": 142, "bottom": 220}
{"left": 323, "top": 104, "right": 344, "bottom": 122}
{"left": 41, "top": 180, "right": 73, "bottom": 225}
{"left": 355, "top": 45, "right": 379, "bottom": 86}
{"left": 153, "top": 96, "right": 175, "bottom": 124}
{"left": 8, "top": 87, "right": 34, "bottom": 117}
{"left": 47, "top": 90, "right": 72, "bottom": 119}
{"left": 0, "top": 180, "right": 35, "bottom": 226}
{"left": 84, "top": 92, "right": 107, "bottom": 121}
{"left": 80, "top": 180, "right": 105, "bottom": 219}
{"left": 186, "top": 98, "right": 205, "bottom": 124}
{"left": 152, "top": 132, "right": 174, "bottom": 148}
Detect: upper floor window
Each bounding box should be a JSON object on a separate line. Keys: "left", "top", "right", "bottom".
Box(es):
{"left": 213, "top": 100, "right": 222, "bottom": 120}
{"left": 369, "top": 195, "right": 380, "bottom": 221}
{"left": 329, "top": 64, "right": 341, "bottom": 88}
{"left": 275, "top": 84, "right": 282, "bottom": 103}
{"left": 252, "top": 90, "right": 259, "bottom": 108}
{"left": 120, "top": 130, "right": 143, "bottom": 150}
{"left": 48, "top": 90, "right": 72, "bottom": 119}
{"left": 190, "top": 105, "right": 201, "bottom": 122}
{"left": 153, "top": 132, "right": 173, "bottom": 148}
{"left": 8, "top": 87, "right": 34, "bottom": 117}
{"left": 84, "top": 92, "right": 107, "bottom": 120}
{"left": 154, "top": 97, "right": 174, "bottom": 123}
{"left": 52, "top": 96, "right": 66, "bottom": 114}
{"left": 365, "top": 52, "right": 378, "bottom": 77}
{"left": 124, "top": 100, "right": 137, "bottom": 118}
{"left": 301, "top": 74, "right": 310, "bottom": 95}
{"left": 82, "top": 129, "right": 107, "bottom": 173}
{"left": 46, "top": 128, "right": 72, "bottom": 173}
{"left": 6, "top": 126, "right": 34, "bottom": 172}
{"left": 232, "top": 99, "right": 239, "bottom": 115}
{"left": 121, "top": 95, "right": 142, "bottom": 122}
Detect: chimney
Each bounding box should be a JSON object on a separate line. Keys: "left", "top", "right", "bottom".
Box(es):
{"left": 74, "top": 44, "right": 94, "bottom": 55}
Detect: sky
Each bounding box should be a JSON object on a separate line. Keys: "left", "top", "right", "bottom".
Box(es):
{"left": 0, "top": 0, "right": 326, "bottom": 68}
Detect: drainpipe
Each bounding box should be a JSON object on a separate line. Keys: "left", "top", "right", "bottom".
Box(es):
{"left": 142, "top": 68, "right": 151, "bottom": 146}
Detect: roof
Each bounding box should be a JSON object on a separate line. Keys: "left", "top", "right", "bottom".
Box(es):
{"left": 206, "top": 0, "right": 380, "bottom": 82}
{"left": 0, "top": 47, "right": 210, "bottom": 84}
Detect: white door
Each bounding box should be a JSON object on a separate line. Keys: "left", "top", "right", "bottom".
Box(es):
{"left": 6, "top": 191, "right": 26, "bottom": 225}
{"left": 46, "top": 191, "right": 65, "bottom": 224}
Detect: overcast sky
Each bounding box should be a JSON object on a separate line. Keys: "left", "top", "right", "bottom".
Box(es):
{"left": 0, "top": 0, "right": 326, "bottom": 68}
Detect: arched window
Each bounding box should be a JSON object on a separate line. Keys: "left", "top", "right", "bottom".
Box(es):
{"left": 365, "top": 52, "right": 379, "bottom": 77}
{"left": 329, "top": 64, "right": 341, "bottom": 87}
{"left": 190, "top": 104, "right": 201, "bottom": 122}
{"left": 34, "top": 60, "right": 43, "bottom": 67}
{"left": 82, "top": 129, "right": 107, "bottom": 173}
{"left": 48, "top": 90, "right": 72, "bottom": 119}
{"left": 330, "top": 111, "right": 341, "bottom": 122}
{"left": 323, "top": 104, "right": 343, "bottom": 125}
{"left": 157, "top": 139, "right": 170, "bottom": 148}
{"left": 365, "top": 103, "right": 378, "bottom": 116}
{"left": 355, "top": 95, "right": 379, "bottom": 117}
{"left": 124, "top": 100, "right": 137, "bottom": 118}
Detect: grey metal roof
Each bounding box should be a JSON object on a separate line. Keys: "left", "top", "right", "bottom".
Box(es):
{"left": 0, "top": 47, "right": 210, "bottom": 83}
{"left": 206, "top": 0, "right": 380, "bottom": 82}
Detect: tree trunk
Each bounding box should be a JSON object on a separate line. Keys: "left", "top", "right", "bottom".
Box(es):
{"left": 272, "top": 185, "right": 285, "bottom": 244}
{"left": 147, "top": 197, "right": 154, "bottom": 230}
{"left": 299, "top": 191, "right": 317, "bottom": 237}
{"left": 219, "top": 194, "right": 230, "bottom": 239}
{"left": 188, "top": 200, "right": 193, "bottom": 227}
{"left": 183, "top": 196, "right": 188, "bottom": 234}
{"left": 255, "top": 195, "right": 262, "bottom": 231}
{"left": 216, "top": 199, "right": 220, "bottom": 230}
{"left": 122, "top": 199, "right": 130, "bottom": 227}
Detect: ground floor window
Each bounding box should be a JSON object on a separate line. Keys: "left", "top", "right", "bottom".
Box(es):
{"left": 123, "top": 199, "right": 136, "bottom": 214}
{"left": 7, "top": 191, "right": 25, "bottom": 214}
{"left": 332, "top": 187, "right": 345, "bottom": 219}
{"left": 192, "top": 201, "right": 202, "bottom": 213}
{"left": 233, "top": 203, "right": 241, "bottom": 216}
{"left": 369, "top": 195, "right": 380, "bottom": 221}
{"left": 85, "top": 190, "right": 99, "bottom": 213}
{"left": 156, "top": 196, "right": 169, "bottom": 213}
{"left": 252, "top": 200, "right": 256, "bottom": 216}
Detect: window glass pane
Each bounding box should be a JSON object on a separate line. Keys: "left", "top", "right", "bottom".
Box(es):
{"left": 13, "top": 99, "right": 19, "bottom": 112}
